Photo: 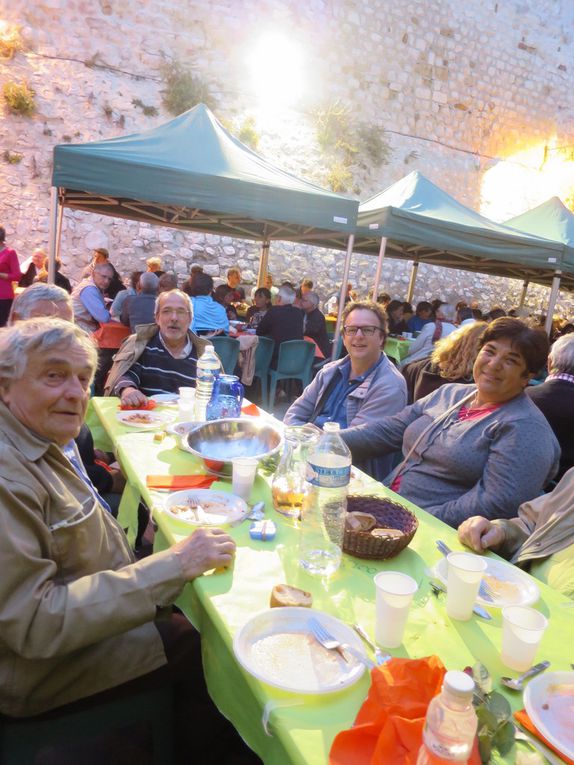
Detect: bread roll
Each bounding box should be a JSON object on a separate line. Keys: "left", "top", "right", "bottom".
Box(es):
{"left": 345, "top": 512, "right": 377, "bottom": 532}
{"left": 270, "top": 584, "right": 313, "bottom": 608}
{"left": 371, "top": 527, "right": 404, "bottom": 539}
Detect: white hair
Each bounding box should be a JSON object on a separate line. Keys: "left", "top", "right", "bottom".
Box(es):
{"left": 8, "top": 283, "right": 72, "bottom": 322}
{"left": 277, "top": 284, "right": 296, "bottom": 305}
{"left": 549, "top": 333, "right": 574, "bottom": 374}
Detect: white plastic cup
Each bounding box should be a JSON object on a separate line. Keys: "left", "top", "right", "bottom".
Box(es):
{"left": 178, "top": 387, "right": 195, "bottom": 399}
{"left": 232, "top": 457, "right": 258, "bottom": 501}
{"left": 403, "top": 332, "right": 413, "bottom": 339}
{"left": 446, "top": 552, "right": 487, "bottom": 621}
{"left": 374, "top": 571, "right": 418, "bottom": 648}
{"left": 501, "top": 606, "right": 548, "bottom": 672}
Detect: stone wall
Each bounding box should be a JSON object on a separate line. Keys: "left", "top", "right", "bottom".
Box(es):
{"left": 1, "top": 0, "right": 574, "bottom": 316}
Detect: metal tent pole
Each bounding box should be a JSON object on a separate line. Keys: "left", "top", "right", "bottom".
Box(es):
{"left": 518, "top": 280, "right": 529, "bottom": 309}
{"left": 544, "top": 271, "right": 561, "bottom": 335}
{"left": 331, "top": 234, "right": 355, "bottom": 360}
{"left": 257, "top": 239, "right": 270, "bottom": 288}
{"left": 47, "top": 187, "right": 60, "bottom": 284}
{"left": 406, "top": 261, "right": 419, "bottom": 303}
{"left": 371, "top": 237, "right": 387, "bottom": 299}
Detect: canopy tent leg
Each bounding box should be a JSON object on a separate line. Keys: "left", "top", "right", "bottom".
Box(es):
{"left": 257, "top": 239, "right": 270, "bottom": 289}
{"left": 518, "top": 279, "right": 529, "bottom": 309}
{"left": 371, "top": 237, "right": 387, "bottom": 300}
{"left": 544, "top": 271, "right": 561, "bottom": 336}
{"left": 406, "top": 261, "right": 419, "bottom": 303}
{"left": 47, "top": 187, "right": 62, "bottom": 284}
{"left": 331, "top": 234, "right": 355, "bottom": 360}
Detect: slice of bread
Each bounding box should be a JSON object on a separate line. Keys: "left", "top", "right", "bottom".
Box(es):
{"left": 270, "top": 584, "right": 313, "bottom": 608}
{"left": 345, "top": 512, "right": 377, "bottom": 532}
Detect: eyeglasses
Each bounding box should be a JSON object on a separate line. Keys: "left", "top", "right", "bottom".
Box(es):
{"left": 159, "top": 308, "right": 190, "bottom": 318}
{"left": 342, "top": 325, "right": 382, "bottom": 337}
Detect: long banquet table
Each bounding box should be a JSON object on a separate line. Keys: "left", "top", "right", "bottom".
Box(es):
{"left": 90, "top": 397, "right": 574, "bottom": 765}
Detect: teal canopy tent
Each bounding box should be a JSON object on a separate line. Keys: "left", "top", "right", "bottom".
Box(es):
{"left": 48, "top": 103, "right": 358, "bottom": 286}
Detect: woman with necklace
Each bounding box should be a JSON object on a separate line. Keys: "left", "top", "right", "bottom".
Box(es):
{"left": 342, "top": 318, "right": 560, "bottom": 528}
{"left": 0, "top": 227, "right": 21, "bottom": 327}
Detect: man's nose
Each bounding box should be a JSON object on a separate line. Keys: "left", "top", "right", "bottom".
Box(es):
{"left": 64, "top": 375, "right": 86, "bottom": 397}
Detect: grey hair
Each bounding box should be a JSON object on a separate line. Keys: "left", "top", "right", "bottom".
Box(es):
{"left": 8, "top": 282, "right": 72, "bottom": 322}
{"left": 94, "top": 262, "right": 114, "bottom": 275}
{"left": 154, "top": 289, "right": 193, "bottom": 319}
{"left": 304, "top": 291, "right": 320, "bottom": 309}
{"left": 277, "top": 284, "right": 296, "bottom": 305}
{"left": 549, "top": 333, "right": 574, "bottom": 374}
{"left": 0, "top": 318, "right": 98, "bottom": 386}
{"left": 139, "top": 272, "right": 159, "bottom": 294}
{"left": 437, "top": 302, "right": 457, "bottom": 322}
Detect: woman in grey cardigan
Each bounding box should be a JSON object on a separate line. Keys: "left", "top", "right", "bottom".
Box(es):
{"left": 342, "top": 318, "right": 560, "bottom": 528}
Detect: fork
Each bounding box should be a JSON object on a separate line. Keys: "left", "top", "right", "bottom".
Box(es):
{"left": 436, "top": 540, "right": 494, "bottom": 601}
{"left": 353, "top": 623, "right": 391, "bottom": 664}
{"left": 513, "top": 722, "right": 564, "bottom": 765}
{"left": 308, "top": 618, "right": 375, "bottom": 669}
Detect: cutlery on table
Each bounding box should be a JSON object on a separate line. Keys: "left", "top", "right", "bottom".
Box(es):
{"left": 513, "top": 722, "right": 565, "bottom": 765}
{"left": 309, "top": 618, "right": 375, "bottom": 669}
{"left": 500, "top": 661, "right": 550, "bottom": 691}
{"left": 435, "top": 539, "right": 494, "bottom": 601}
{"left": 352, "top": 623, "right": 390, "bottom": 665}
{"left": 428, "top": 578, "right": 492, "bottom": 620}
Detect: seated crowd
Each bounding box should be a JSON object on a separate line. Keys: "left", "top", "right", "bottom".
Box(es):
{"left": 2, "top": 237, "right": 574, "bottom": 761}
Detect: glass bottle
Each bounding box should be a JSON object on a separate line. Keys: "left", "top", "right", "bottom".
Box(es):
{"left": 271, "top": 425, "right": 320, "bottom": 518}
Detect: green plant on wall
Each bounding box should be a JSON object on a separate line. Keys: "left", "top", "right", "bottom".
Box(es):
{"left": 326, "top": 162, "right": 353, "bottom": 193}
{"left": 132, "top": 98, "right": 159, "bottom": 117}
{"left": 357, "top": 124, "right": 391, "bottom": 167}
{"left": 161, "top": 61, "right": 214, "bottom": 116}
{"left": 237, "top": 116, "right": 260, "bottom": 151}
{"left": 3, "top": 81, "right": 36, "bottom": 116}
{"left": 0, "top": 26, "right": 24, "bottom": 59}
{"left": 3, "top": 150, "right": 23, "bottom": 164}
{"left": 314, "top": 100, "right": 357, "bottom": 164}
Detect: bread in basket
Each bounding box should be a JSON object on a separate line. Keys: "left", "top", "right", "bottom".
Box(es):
{"left": 343, "top": 495, "right": 418, "bottom": 560}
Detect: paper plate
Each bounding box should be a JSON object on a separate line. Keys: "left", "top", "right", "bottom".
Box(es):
{"left": 116, "top": 410, "right": 176, "bottom": 430}
{"left": 150, "top": 393, "right": 180, "bottom": 404}
{"left": 233, "top": 607, "right": 366, "bottom": 694}
{"left": 163, "top": 489, "right": 247, "bottom": 526}
{"left": 435, "top": 555, "right": 539, "bottom": 608}
{"left": 524, "top": 671, "right": 574, "bottom": 761}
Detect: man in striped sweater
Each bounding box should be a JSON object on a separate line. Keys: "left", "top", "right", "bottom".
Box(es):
{"left": 105, "top": 289, "right": 208, "bottom": 407}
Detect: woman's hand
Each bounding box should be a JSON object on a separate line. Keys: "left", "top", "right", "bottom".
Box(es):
{"left": 457, "top": 516, "right": 506, "bottom": 553}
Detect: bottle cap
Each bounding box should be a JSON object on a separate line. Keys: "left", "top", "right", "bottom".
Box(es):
{"left": 323, "top": 422, "right": 340, "bottom": 432}
{"left": 443, "top": 670, "right": 475, "bottom": 700}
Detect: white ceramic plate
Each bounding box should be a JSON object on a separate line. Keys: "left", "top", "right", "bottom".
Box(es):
{"left": 524, "top": 671, "right": 574, "bottom": 761}
{"left": 150, "top": 393, "right": 180, "bottom": 404}
{"left": 116, "top": 410, "right": 176, "bottom": 430}
{"left": 163, "top": 489, "right": 247, "bottom": 526}
{"left": 233, "top": 607, "right": 366, "bottom": 694}
{"left": 435, "top": 556, "right": 540, "bottom": 608}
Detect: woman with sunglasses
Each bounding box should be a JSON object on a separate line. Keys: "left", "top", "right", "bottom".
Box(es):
{"left": 342, "top": 317, "right": 560, "bottom": 528}
{"left": 284, "top": 301, "right": 407, "bottom": 479}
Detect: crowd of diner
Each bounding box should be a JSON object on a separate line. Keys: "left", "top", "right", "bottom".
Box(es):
{"left": 1, "top": 225, "right": 574, "bottom": 762}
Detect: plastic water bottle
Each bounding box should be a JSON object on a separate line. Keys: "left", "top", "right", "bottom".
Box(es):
{"left": 417, "top": 671, "right": 478, "bottom": 765}
{"left": 299, "top": 422, "right": 351, "bottom": 576}
{"left": 194, "top": 344, "right": 221, "bottom": 421}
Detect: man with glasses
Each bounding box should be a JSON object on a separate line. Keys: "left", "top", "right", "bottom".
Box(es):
{"left": 284, "top": 300, "right": 407, "bottom": 479}
{"left": 105, "top": 289, "right": 208, "bottom": 408}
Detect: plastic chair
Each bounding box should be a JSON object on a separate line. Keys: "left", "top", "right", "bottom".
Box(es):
{"left": 313, "top": 335, "right": 344, "bottom": 374}
{"left": 252, "top": 336, "right": 274, "bottom": 409}
{"left": 0, "top": 685, "right": 173, "bottom": 764}
{"left": 210, "top": 335, "right": 240, "bottom": 375}
{"left": 268, "top": 340, "right": 316, "bottom": 409}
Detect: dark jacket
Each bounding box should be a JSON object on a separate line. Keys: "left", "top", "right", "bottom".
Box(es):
{"left": 303, "top": 308, "right": 331, "bottom": 358}
{"left": 256, "top": 304, "right": 304, "bottom": 365}
{"left": 526, "top": 378, "right": 574, "bottom": 481}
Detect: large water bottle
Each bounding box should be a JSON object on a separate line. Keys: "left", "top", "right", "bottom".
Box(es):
{"left": 194, "top": 344, "right": 221, "bottom": 421}
{"left": 299, "top": 422, "right": 351, "bottom": 576}
{"left": 417, "top": 671, "right": 478, "bottom": 765}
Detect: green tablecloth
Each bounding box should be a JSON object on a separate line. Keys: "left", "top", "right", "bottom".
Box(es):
{"left": 384, "top": 336, "right": 412, "bottom": 364}
{"left": 91, "top": 397, "right": 574, "bottom": 765}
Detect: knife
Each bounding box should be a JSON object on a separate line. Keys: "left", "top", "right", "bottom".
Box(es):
{"left": 428, "top": 578, "right": 492, "bottom": 620}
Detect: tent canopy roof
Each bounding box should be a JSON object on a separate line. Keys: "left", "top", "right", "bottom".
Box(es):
{"left": 505, "top": 197, "right": 574, "bottom": 271}
{"left": 52, "top": 103, "right": 358, "bottom": 241}
{"left": 300, "top": 171, "right": 572, "bottom": 288}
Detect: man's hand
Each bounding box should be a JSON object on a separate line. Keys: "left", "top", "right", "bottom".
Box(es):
{"left": 172, "top": 527, "right": 236, "bottom": 580}
{"left": 120, "top": 386, "right": 148, "bottom": 408}
{"left": 457, "top": 516, "right": 506, "bottom": 553}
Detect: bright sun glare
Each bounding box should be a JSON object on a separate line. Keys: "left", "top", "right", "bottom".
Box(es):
{"left": 247, "top": 33, "right": 304, "bottom": 110}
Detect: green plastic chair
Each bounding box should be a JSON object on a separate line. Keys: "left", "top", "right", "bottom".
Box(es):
{"left": 268, "top": 340, "right": 316, "bottom": 409}
{"left": 252, "top": 336, "right": 275, "bottom": 409}
{"left": 313, "top": 335, "right": 344, "bottom": 374}
{"left": 0, "top": 685, "right": 173, "bottom": 764}
{"left": 211, "top": 336, "right": 240, "bottom": 375}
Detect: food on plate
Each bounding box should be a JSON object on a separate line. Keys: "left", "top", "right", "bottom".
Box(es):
{"left": 123, "top": 412, "right": 160, "bottom": 425}
{"left": 540, "top": 682, "right": 574, "bottom": 745}
{"left": 168, "top": 498, "right": 229, "bottom": 523}
{"left": 270, "top": 584, "right": 313, "bottom": 609}
{"left": 482, "top": 573, "right": 520, "bottom": 601}
{"left": 153, "top": 431, "right": 166, "bottom": 443}
{"left": 371, "top": 527, "right": 404, "bottom": 539}
{"left": 345, "top": 512, "right": 377, "bottom": 532}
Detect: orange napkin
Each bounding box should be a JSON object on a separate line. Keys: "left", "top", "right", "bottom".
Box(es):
{"left": 146, "top": 475, "right": 217, "bottom": 490}
{"left": 329, "top": 656, "right": 481, "bottom": 765}
{"left": 514, "top": 709, "right": 574, "bottom": 764}
{"left": 241, "top": 402, "right": 260, "bottom": 417}
{"left": 120, "top": 400, "right": 157, "bottom": 411}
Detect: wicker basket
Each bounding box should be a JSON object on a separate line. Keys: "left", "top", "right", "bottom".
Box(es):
{"left": 343, "top": 495, "right": 418, "bottom": 560}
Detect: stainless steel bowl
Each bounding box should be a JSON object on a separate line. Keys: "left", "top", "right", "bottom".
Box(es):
{"left": 184, "top": 418, "right": 284, "bottom": 477}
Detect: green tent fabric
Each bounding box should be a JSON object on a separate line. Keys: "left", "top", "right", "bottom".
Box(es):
{"left": 51, "top": 103, "right": 358, "bottom": 241}
{"left": 505, "top": 197, "right": 574, "bottom": 274}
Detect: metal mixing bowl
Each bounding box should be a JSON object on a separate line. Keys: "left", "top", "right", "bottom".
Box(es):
{"left": 184, "top": 418, "right": 284, "bottom": 477}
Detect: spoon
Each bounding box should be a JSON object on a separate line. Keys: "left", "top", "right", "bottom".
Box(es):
{"left": 500, "top": 660, "right": 550, "bottom": 691}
